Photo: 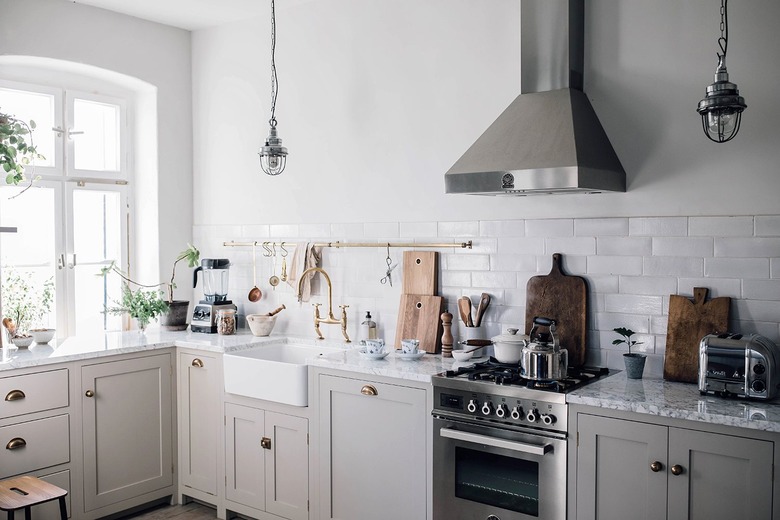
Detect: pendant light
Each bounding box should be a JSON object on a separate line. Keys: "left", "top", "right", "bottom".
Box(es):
{"left": 697, "top": 0, "right": 746, "bottom": 143}
{"left": 259, "top": 0, "right": 288, "bottom": 175}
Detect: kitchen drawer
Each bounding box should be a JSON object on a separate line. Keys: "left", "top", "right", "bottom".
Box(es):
{"left": 0, "top": 414, "right": 70, "bottom": 479}
{"left": 1, "top": 369, "right": 69, "bottom": 419}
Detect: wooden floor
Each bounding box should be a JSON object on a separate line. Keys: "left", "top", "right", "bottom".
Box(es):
{"left": 118, "top": 502, "right": 219, "bottom": 519}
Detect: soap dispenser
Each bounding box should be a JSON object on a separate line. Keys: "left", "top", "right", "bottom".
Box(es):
{"left": 361, "top": 311, "right": 377, "bottom": 340}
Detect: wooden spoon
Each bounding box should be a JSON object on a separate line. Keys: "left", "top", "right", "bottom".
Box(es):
{"left": 248, "top": 243, "right": 262, "bottom": 302}
{"left": 474, "top": 293, "right": 490, "bottom": 327}
{"left": 457, "top": 297, "right": 473, "bottom": 327}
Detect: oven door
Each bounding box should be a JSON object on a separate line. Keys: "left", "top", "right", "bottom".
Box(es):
{"left": 433, "top": 417, "right": 566, "bottom": 520}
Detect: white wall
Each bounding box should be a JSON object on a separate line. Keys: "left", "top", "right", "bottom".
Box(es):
{"left": 192, "top": 0, "right": 780, "bottom": 376}
{"left": 0, "top": 0, "right": 194, "bottom": 296}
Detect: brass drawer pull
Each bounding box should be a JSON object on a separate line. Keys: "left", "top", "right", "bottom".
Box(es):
{"left": 361, "top": 385, "right": 378, "bottom": 396}
{"left": 650, "top": 461, "right": 663, "bottom": 472}
{"left": 4, "top": 389, "right": 26, "bottom": 401}
{"left": 85, "top": 390, "right": 95, "bottom": 398}
{"left": 261, "top": 437, "right": 272, "bottom": 450}
{"left": 671, "top": 464, "right": 684, "bottom": 476}
{"left": 192, "top": 358, "right": 204, "bottom": 368}
{"left": 6, "top": 437, "right": 27, "bottom": 450}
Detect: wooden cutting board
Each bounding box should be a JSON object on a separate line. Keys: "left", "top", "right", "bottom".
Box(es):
{"left": 395, "top": 294, "right": 444, "bottom": 353}
{"left": 525, "top": 253, "right": 588, "bottom": 367}
{"left": 402, "top": 251, "right": 438, "bottom": 295}
{"left": 664, "top": 287, "right": 730, "bottom": 383}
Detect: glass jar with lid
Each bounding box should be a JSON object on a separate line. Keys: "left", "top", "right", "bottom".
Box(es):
{"left": 216, "top": 308, "right": 236, "bottom": 335}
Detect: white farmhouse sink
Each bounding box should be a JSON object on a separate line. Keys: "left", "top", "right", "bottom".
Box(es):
{"left": 223, "top": 343, "right": 343, "bottom": 406}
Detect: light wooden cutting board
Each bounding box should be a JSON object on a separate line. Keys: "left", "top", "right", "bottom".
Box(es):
{"left": 664, "top": 287, "right": 730, "bottom": 383}
{"left": 395, "top": 294, "right": 444, "bottom": 354}
{"left": 401, "top": 251, "right": 438, "bottom": 295}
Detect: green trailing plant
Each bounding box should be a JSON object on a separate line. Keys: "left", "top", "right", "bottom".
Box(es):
{"left": 1, "top": 267, "right": 55, "bottom": 335}
{"left": 0, "top": 109, "right": 45, "bottom": 190}
{"left": 105, "top": 283, "right": 169, "bottom": 331}
{"left": 99, "top": 244, "right": 200, "bottom": 303}
{"left": 612, "top": 327, "right": 643, "bottom": 355}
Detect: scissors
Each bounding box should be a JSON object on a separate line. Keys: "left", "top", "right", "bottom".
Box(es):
{"left": 380, "top": 244, "right": 397, "bottom": 286}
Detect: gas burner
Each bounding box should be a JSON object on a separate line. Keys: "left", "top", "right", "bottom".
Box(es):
{"left": 444, "top": 362, "right": 609, "bottom": 394}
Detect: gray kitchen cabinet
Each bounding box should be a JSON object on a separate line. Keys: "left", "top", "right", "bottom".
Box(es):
{"left": 317, "top": 373, "right": 427, "bottom": 520}
{"left": 575, "top": 413, "right": 774, "bottom": 520}
{"left": 80, "top": 353, "right": 174, "bottom": 513}
{"left": 225, "top": 402, "right": 309, "bottom": 520}
{"left": 178, "top": 350, "right": 222, "bottom": 501}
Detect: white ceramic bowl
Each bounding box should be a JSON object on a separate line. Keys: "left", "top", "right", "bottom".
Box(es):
{"left": 451, "top": 350, "right": 474, "bottom": 362}
{"left": 11, "top": 336, "right": 34, "bottom": 348}
{"left": 246, "top": 314, "right": 277, "bottom": 337}
{"left": 31, "top": 328, "right": 56, "bottom": 344}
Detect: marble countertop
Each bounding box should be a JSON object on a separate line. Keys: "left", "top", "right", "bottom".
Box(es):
{"left": 567, "top": 371, "right": 780, "bottom": 433}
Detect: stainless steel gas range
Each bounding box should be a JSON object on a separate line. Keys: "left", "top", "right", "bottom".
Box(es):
{"left": 432, "top": 360, "right": 608, "bottom": 520}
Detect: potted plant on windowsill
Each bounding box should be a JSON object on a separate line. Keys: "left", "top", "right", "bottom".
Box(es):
{"left": 1, "top": 108, "right": 44, "bottom": 196}
{"left": 613, "top": 327, "right": 645, "bottom": 379}
{"left": 1, "top": 267, "right": 55, "bottom": 345}
{"left": 100, "top": 244, "right": 200, "bottom": 331}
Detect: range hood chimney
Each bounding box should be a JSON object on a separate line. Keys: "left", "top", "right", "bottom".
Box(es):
{"left": 444, "top": 0, "right": 626, "bottom": 196}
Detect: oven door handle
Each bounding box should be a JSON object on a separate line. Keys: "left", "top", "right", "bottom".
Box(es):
{"left": 439, "top": 427, "right": 553, "bottom": 456}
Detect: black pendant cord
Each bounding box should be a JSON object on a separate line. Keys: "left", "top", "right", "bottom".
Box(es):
{"left": 269, "top": 0, "right": 279, "bottom": 128}
{"left": 718, "top": 0, "right": 729, "bottom": 60}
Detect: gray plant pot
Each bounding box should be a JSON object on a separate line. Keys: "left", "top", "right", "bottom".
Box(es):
{"left": 160, "top": 300, "right": 190, "bottom": 331}
{"left": 623, "top": 353, "right": 647, "bottom": 379}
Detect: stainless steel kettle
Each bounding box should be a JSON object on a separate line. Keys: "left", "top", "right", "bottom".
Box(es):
{"left": 521, "top": 317, "right": 568, "bottom": 381}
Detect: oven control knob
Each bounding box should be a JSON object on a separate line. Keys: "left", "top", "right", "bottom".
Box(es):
{"left": 541, "top": 413, "right": 556, "bottom": 425}
{"left": 510, "top": 406, "right": 523, "bottom": 420}
{"left": 467, "top": 399, "right": 478, "bottom": 413}
{"left": 751, "top": 380, "right": 766, "bottom": 393}
{"left": 526, "top": 409, "right": 540, "bottom": 423}
{"left": 495, "top": 404, "right": 508, "bottom": 418}
{"left": 753, "top": 363, "right": 766, "bottom": 375}
{"left": 481, "top": 402, "right": 494, "bottom": 416}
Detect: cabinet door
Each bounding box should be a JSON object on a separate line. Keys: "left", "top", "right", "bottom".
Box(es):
{"left": 81, "top": 354, "right": 173, "bottom": 511}
{"left": 667, "top": 428, "right": 773, "bottom": 520}
{"left": 266, "top": 411, "right": 308, "bottom": 520}
{"left": 319, "top": 374, "right": 427, "bottom": 520}
{"left": 225, "top": 403, "right": 265, "bottom": 511}
{"left": 179, "top": 352, "right": 220, "bottom": 495}
{"left": 576, "top": 414, "right": 667, "bottom": 520}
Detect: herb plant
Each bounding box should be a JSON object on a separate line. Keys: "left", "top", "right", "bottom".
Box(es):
{"left": 105, "top": 284, "right": 169, "bottom": 331}
{"left": 612, "top": 327, "right": 643, "bottom": 355}
{"left": 1, "top": 268, "right": 55, "bottom": 335}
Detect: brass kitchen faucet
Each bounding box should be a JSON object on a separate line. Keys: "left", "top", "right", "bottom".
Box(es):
{"left": 297, "top": 267, "right": 350, "bottom": 343}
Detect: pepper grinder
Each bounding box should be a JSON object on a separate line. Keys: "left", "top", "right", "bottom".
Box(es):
{"left": 441, "top": 311, "right": 453, "bottom": 358}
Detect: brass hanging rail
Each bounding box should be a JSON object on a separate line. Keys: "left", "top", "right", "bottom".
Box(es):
{"left": 223, "top": 240, "right": 472, "bottom": 249}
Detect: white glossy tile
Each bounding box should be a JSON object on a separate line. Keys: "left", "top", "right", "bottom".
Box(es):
{"left": 704, "top": 258, "right": 769, "bottom": 279}
{"left": 575, "top": 218, "right": 629, "bottom": 237}
{"left": 629, "top": 217, "right": 687, "bottom": 237}
{"left": 545, "top": 237, "right": 596, "bottom": 256}
{"left": 438, "top": 221, "right": 479, "bottom": 237}
{"left": 479, "top": 220, "right": 525, "bottom": 237}
{"left": 597, "top": 236, "right": 652, "bottom": 256}
{"left": 525, "top": 218, "right": 574, "bottom": 237}
{"left": 619, "top": 276, "right": 678, "bottom": 296}
{"left": 587, "top": 256, "right": 643, "bottom": 276}
{"left": 643, "top": 257, "right": 703, "bottom": 277}
{"left": 755, "top": 216, "right": 780, "bottom": 237}
{"left": 689, "top": 216, "right": 754, "bottom": 237}
{"left": 715, "top": 237, "right": 780, "bottom": 258}
{"left": 652, "top": 237, "right": 713, "bottom": 257}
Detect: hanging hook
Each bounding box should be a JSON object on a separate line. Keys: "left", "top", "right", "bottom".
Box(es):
{"left": 272, "top": 242, "right": 277, "bottom": 258}
{"left": 280, "top": 242, "right": 289, "bottom": 257}
{"left": 262, "top": 242, "right": 272, "bottom": 257}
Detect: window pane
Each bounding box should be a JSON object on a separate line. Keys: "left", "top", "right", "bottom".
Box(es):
{"left": 73, "top": 98, "right": 120, "bottom": 172}
{"left": 73, "top": 189, "right": 123, "bottom": 333}
{"left": 0, "top": 185, "right": 57, "bottom": 332}
{"left": 0, "top": 87, "right": 56, "bottom": 168}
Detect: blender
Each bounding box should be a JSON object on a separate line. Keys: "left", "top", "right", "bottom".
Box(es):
{"left": 191, "top": 258, "right": 237, "bottom": 333}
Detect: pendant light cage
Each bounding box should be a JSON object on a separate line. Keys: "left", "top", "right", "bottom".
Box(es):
{"left": 697, "top": 0, "right": 746, "bottom": 143}
{"left": 259, "top": 0, "right": 288, "bottom": 175}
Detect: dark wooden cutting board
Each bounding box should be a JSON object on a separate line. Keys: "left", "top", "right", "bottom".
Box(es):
{"left": 395, "top": 294, "right": 444, "bottom": 354}
{"left": 525, "top": 253, "right": 588, "bottom": 367}
{"left": 664, "top": 287, "right": 730, "bottom": 383}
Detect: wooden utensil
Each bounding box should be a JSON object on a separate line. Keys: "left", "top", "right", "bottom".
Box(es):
{"left": 402, "top": 251, "right": 438, "bottom": 295}
{"left": 474, "top": 293, "right": 490, "bottom": 327}
{"left": 525, "top": 253, "right": 588, "bottom": 367}
{"left": 267, "top": 304, "right": 286, "bottom": 317}
{"left": 458, "top": 297, "right": 473, "bottom": 327}
{"left": 664, "top": 287, "right": 730, "bottom": 383}
{"left": 248, "top": 242, "right": 262, "bottom": 302}
{"left": 395, "top": 294, "right": 444, "bottom": 353}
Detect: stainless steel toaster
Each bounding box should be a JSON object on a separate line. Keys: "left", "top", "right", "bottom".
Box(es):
{"left": 699, "top": 333, "right": 780, "bottom": 400}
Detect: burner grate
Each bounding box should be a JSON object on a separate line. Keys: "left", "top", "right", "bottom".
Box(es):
{"left": 444, "top": 361, "right": 608, "bottom": 393}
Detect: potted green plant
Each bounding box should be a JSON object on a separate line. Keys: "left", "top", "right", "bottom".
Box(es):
{"left": 1, "top": 268, "right": 55, "bottom": 342}
{"left": 104, "top": 284, "right": 169, "bottom": 332}
{"left": 100, "top": 244, "right": 200, "bottom": 331}
{"left": 1, "top": 109, "right": 44, "bottom": 194}
{"left": 613, "top": 327, "right": 645, "bottom": 379}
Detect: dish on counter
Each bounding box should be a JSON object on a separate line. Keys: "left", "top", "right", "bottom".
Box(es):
{"left": 358, "top": 349, "right": 390, "bottom": 360}
{"left": 395, "top": 350, "right": 426, "bottom": 361}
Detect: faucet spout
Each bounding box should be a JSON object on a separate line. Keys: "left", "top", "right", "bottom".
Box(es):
{"left": 297, "top": 266, "right": 350, "bottom": 342}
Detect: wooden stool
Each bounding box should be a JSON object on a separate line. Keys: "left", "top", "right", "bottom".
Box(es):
{"left": 0, "top": 476, "right": 67, "bottom": 520}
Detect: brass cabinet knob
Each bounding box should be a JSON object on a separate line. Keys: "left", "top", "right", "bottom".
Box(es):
{"left": 4, "top": 389, "right": 26, "bottom": 401}
{"left": 360, "top": 385, "right": 378, "bottom": 396}
{"left": 85, "top": 390, "right": 95, "bottom": 398}
{"left": 261, "top": 437, "right": 272, "bottom": 450}
{"left": 6, "top": 437, "right": 26, "bottom": 450}
{"left": 650, "top": 461, "right": 663, "bottom": 472}
{"left": 192, "top": 358, "right": 204, "bottom": 368}
{"left": 671, "top": 464, "right": 684, "bottom": 476}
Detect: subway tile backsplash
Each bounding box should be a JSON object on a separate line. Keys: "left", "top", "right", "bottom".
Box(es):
{"left": 194, "top": 215, "right": 780, "bottom": 378}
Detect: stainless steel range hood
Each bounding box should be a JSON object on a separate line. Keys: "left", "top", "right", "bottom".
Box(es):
{"left": 444, "top": 0, "right": 626, "bottom": 196}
